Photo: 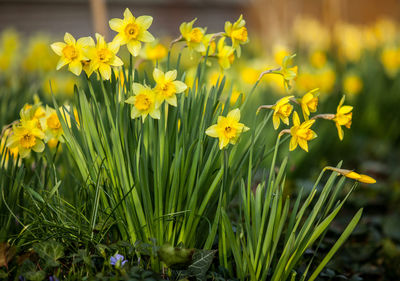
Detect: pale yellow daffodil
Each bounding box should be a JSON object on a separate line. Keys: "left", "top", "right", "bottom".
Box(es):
{"left": 88, "top": 33, "right": 124, "bottom": 80}
{"left": 289, "top": 111, "right": 317, "bottom": 152}
{"left": 50, "top": 32, "right": 94, "bottom": 76}
{"left": 333, "top": 96, "right": 353, "bottom": 140}
{"left": 206, "top": 108, "right": 249, "bottom": 149}
{"left": 125, "top": 83, "right": 160, "bottom": 122}
{"left": 224, "top": 15, "right": 249, "bottom": 57}
{"left": 109, "top": 8, "right": 155, "bottom": 56}
{"left": 153, "top": 68, "right": 187, "bottom": 107}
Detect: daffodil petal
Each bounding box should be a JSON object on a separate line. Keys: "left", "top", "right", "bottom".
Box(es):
{"left": 109, "top": 18, "right": 125, "bottom": 32}
{"left": 136, "top": 15, "right": 153, "bottom": 30}
{"left": 173, "top": 81, "right": 187, "bottom": 93}
{"left": 127, "top": 40, "right": 141, "bottom": 56}
{"left": 51, "top": 42, "right": 66, "bottom": 56}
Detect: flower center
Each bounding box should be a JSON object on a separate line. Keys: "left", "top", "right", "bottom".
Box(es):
{"left": 159, "top": 82, "right": 176, "bottom": 98}
{"left": 20, "top": 133, "right": 36, "bottom": 149}
{"left": 279, "top": 104, "right": 293, "bottom": 117}
{"left": 296, "top": 128, "right": 313, "bottom": 140}
{"left": 189, "top": 28, "right": 203, "bottom": 43}
{"left": 62, "top": 45, "right": 78, "bottom": 60}
{"left": 97, "top": 48, "right": 113, "bottom": 63}
{"left": 47, "top": 113, "right": 61, "bottom": 130}
{"left": 223, "top": 125, "right": 237, "bottom": 139}
{"left": 232, "top": 27, "right": 248, "bottom": 42}
{"left": 135, "top": 93, "right": 153, "bottom": 111}
{"left": 125, "top": 23, "right": 140, "bottom": 40}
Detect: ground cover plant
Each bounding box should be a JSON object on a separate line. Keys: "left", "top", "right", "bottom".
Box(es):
{"left": 0, "top": 8, "right": 380, "bottom": 281}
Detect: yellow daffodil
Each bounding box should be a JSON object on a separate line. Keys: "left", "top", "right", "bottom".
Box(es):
{"left": 324, "top": 167, "right": 376, "bottom": 184}
{"left": 206, "top": 108, "right": 249, "bottom": 149}
{"left": 39, "top": 106, "right": 64, "bottom": 143}
{"left": 310, "top": 50, "right": 327, "bottom": 68}
{"left": 224, "top": 15, "right": 249, "bottom": 57}
{"left": 343, "top": 74, "right": 363, "bottom": 96}
{"left": 278, "top": 54, "right": 298, "bottom": 89}
{"left": 141, "top": 41, "right": 168, "bottom": 61}
{"left": 217, "top": 37, "right": 235, "bottom": 70}
{"left": 299, "top": 88, "right": 319, "bottom": 120}
{"left": 153, "top": 68, "right": 187, "bottom": 107}
{"left": 271, "top": 96, "right": 294, "bottom": 130}
{"left": 109, "top": 8, "right": 155, "bottom": 56}
{"left": 88, "top": 33, "right": 124, "bottom": 80}
{"left": 289, "top": 111, "right": 317, "bottom": 152}
{"left": 180, "top": 19, "right": 207, "bottom": 54}
{"left": 333, "top": 96, "right": 352, "bottom": 141}
{"left": 7, "top": 119, "right": 45, "bottom": 158}
{"left": 125, "top": 83, "right": 160, "bottom": 122}
{"left": 50, "top": 32, "right": 94, "bottom": 76}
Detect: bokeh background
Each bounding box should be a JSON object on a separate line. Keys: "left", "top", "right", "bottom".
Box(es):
{"left": 1, "top": 0, "right": 400, "bottom": 280}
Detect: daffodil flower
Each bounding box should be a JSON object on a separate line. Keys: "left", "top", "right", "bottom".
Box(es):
{"left": 288, "top": 111, "right": 317, "bottom": 152}
{"left": 50, "top": 32, "right": 94, "bottom": 76}
{"left": 206, "top": 108, "right": 249, "bottom": 149}
{"left": 224, "top": 15, "right": 249, "bottom": 57}
{"left": 141, "top": 41, "right": 168, "bottom": 61}
{"left": 88, "top": 33, "right": 124, "bottom": 80}
{"left": 299, "top": 88, "right": 319, "bottom": 120}
{"left": 271, "top": 96, "right": 294, "bottom": 130}
{"left": 334, "top": 96, "right": 353, "bottom": 140}
{"left": 153, "top": 68, "right": 187, "bottom": 107}
{"left": 180, "top": 19, "right": 207, "bottom": 54}
{"left": 109, "top": 8, "right": 155, "bottom": 56}
{"left": 272, "top": 54, "right": 298, "bottom": 90}
{"left": 324, "top": 167, "right": 376, "bottom": 184}
{"left": 7, "top": 119, "right": 45, "bottom": 158}
{"left": 39, "top": 106, "right": 64, "bottom": 143}
{"left": 217, "top": 37, "right": 235, "bottom": 70}
{"left": 200, "top": 34, "right": 217, "bottom": 56}
{"left": 125, "top": 83, "right": 160, "bottom": 122}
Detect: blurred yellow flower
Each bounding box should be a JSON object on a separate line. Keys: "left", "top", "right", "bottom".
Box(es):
{"left": 88, "top": 33, "right": 123, "bottom": 80}
{"left": 141, "top": 41, "right": 168, "bottom": 61}
{"left": 125, "top": 83, "right": 160, "bottom": 122}
{"left": 205, "top": 108, "right": 249, "bottom": 149}
{"left": 51, "top": 32, "right": 94, "bottom": 76}
{"left": 380, "top": 46, "right": 400, "bottom": 77}
{"left": 109, "top": 8, "right": 155, "bottom": 56}
{"left": 153, "top": 68, "right": 187, "bottom": 107}
{"left": 217, "top": 37, "right": 235, "bottom": 69}
{"left": 289, "top": 111, "right": 317, "bottom": 152}
{"left": 299, "top": 88, "right": 319, "bottom": 120}
{"left": 333, "top": 96, "right": 352, "bottom": 141}
{"left": 201, "top": 34, "right": 217, "bottom": 56}
{"left": 273, "top": 44, "right": 290, "bottom": 65}
{"left": 230, "top": 89, "right": 244, "bottom": 106}
{"left": 224, "top": 15, "right": 249, "bottom": 57}
{"left": 180, "top": 19, "right": 206, "bottom": 54}
{"left": 240, "top": 66, "right": 260, "bottom": 85}
{"left": 343, "top": 74, "right": 363, "bottom": 96}
{"left": 7, "top": 119, "right": 45, "bottom": 158}
{"left": 310, "top": 50, "right": 327, "bottom": 69}
{"left": 272, "top": 96, "right": 294, "bottom": 129}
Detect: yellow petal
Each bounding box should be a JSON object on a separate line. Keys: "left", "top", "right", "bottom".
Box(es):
{"left": 127, "top": 40, "right": 141, "bottom": 56}
{"left": 125, "top": 96, "right": 135, "bottom": 104}
{"left": 219, "top": 137, "right": 229, "bottom": 149}
{"left": 346, "top": 171, "right": 362, "bottom": 180}
{"left": 149, "top": 108, "right": 161, "bottom": 119}
{"left": 336, "top": 123, "right": 344, "bottom": 141}
{"left": 273, "top": 114, "right": 280, "bottom": 130}
{"left": 123, "top": 8, "right": 134, "bottom": 21}
{"left": 110, "top": 56, "right": 124, "bottom": 67}
{"left": 132, "top": 83, "right": 146, "bottom": 94}
{"left": 136, "top": 15, "right": 153, "bottom": 30}
{"left": 165, "top": 70, "right": 177, "bottom": 82}
{"left": 109, "top": 18, "right": 125, "bottom": 32}
{"left": 289, "top": 136, "right": 298, "bottom": 151}
{"left": 293, "top": 111, "right": 300, "bottom": 126}
{"left": 99, "top": 64, "right": 111, "bottom": 80}
{"left": 131, "top": 107, "right": 141, "bottom": 119}
{"left": 166, "top": 95, "right": 177, "bottom": 107}
{"left": 138, "top": 31, "right": 155, "bottom": 43}
{"left": 298, "top": 138, "right": 309, "bottom": 152}
{"left": 56, "top": 57, "right": 69, "bottom": 70}
{"left": 51, "top": 42, "right": 66, "bottom": 56}
{"left": 153, "top": 68, "right": 164, "bottom": 83}
{"left": 227, "top": 108, "right": 240, "bottom": 122}
{"left": 68, "top": 60, "right": 82, "bottom": 76}
{"left": 339, "top": 105, "right": 353, "bottom": 114}
{"left": 77, "top": 36, "right": 95, "bottom": 48}
{"left": 205, "top": 125, "right": 219, "bottom": 138}
{"left": 32, "top": 140, "right": 45, "bottom": 153}
{"left": 64, "top": 32, "right": 76, "bottom": 45}
{"left": 173, "top": 81, "right": 187, "bottom": 93}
